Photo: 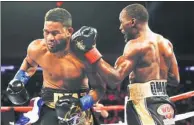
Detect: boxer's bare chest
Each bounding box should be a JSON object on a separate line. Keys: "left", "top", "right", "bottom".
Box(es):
{"left": 37, "top": 52, "right": 84, "bottom": 81}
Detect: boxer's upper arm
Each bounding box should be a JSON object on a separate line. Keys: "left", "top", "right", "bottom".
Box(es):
{"left": 114, "top": 55, "right": 135, "bottom": 80}
{"left": 20, "top": 41, "right": 39, "bottom": 76}
{"left": 167, "top": 41, "right": 180, "bottom": 85}
{"left": 95, "top": 41, "right": 139, "bottom": 86}
{"left": 26, "top": 42, "right": 39, "bottom": 67}
{"left": 113, "top": 42, "right": 139, "bottom": 81}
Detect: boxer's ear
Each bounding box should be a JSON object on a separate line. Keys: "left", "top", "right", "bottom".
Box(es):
{"left": 67, "top": 27, "right": 74, "bottom": 35}
{"left": 126, "top": 18, "right": 136, "bottom": 27}
{"left": 130, "top": 18, "right": 136, "bottom": 27}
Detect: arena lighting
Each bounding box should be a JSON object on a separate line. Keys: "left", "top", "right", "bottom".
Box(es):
{"left": 1, "top": 65, "right": 194, "bottom": 72}
{"left": 56, "top": 1, "right": 64, "bottom": 7}
{"left": 185, "top": 66, "right": 194, "bottom": 71}
{"left": 1, "top": 65, "right": 14, "bottom": 72}
{"left": 1, "top": 65, "right": 43, "bottom": 73}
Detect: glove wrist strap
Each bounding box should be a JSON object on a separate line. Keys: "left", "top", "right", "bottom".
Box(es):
{"left": 14, "top": 70, "right": 30, "bottom": 85}
{"left": 80, "top": 95, "right": 94, "bottom": 111}
{"left": 84, "top": 48, "right": 102, "bottom": 64}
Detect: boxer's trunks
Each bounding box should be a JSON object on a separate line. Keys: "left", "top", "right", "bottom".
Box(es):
{"left": 126, "top": 80, "right": 176, "bottom": 125}
{"left": 33, "top": 87, "right": 94, "bottom": 125}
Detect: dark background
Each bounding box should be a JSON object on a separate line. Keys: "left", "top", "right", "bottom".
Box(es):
{"left": 2, "top": 1, "right": 194, "bottom": 60}
{"left": 1, "top": 2, "right": 194, "bottom": 125}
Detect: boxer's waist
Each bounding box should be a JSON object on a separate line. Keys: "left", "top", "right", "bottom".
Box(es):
{"left": 128, "top": 79, "right": 168, "bottom": 100}
{"left": 41, "top": 87, "right": 89, "bottom": 108}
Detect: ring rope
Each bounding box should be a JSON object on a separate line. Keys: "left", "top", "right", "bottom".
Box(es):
{"left": 175, "top": 111, "right": 194, "bottom": 121}
{"left": 100, "top": 111, "right": 194, "bottom": 125}
{"left": 1, "top": 91, "right": 193, "bottom": 112}
{"left": 169, "top": 91, "right": 194, "bottom": 102}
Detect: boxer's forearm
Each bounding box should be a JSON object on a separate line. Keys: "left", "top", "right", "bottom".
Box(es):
{"left": 20, "top": 58, "right": 37, "bottom": 77}
{"left": 88, "top": 90, "right": 102, "bottom": 102}
{"left": 167, "top": 72, "right": 180, "bottom": 87}
{"left": 87, "top": 72, "right": 106, "bottom": 102}
{"left": 80, "top": 72, "right": 106, "bottom": 111}
{"left": 95, "top": 59, "right": 126, "bottom": 85}
{"left": 168, "top": 52, "right": 180, "bottom": 87}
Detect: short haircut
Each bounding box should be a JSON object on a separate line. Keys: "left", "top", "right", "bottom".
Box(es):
{"left": 124, "top": 3, "right": 149, "bottom": 22}
{"left": 45, "top": 8, "right": 72, "bottom": 27}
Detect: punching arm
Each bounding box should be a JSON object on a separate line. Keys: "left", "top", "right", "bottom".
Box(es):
{"left": 71, "top": 27, "right": 137, "bottom": 88}
{"left": 95, "top": 56, "right": 134, "bottom": 88}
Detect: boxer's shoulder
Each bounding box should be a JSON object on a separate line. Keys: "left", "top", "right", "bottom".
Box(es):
{"left": 124, "top": 40, "right": 142, "bottom": 57}
{"left": 157, "top": 35, "right": 174, "bottom": 57}
{"left": 27, "top": 39, "right": 47, "bottom": 58}
{"left": 157, "top": 34, "right": 172, "bottom": 48}
{"left": 29, "top": 39, "right": 47, "bottom": 51}
{"left": 28, "top": 39, "right": 46, "bottom": 49}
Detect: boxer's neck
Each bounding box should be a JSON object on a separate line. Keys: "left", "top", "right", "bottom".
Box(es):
{"left": 138, "top": 23, "right": 152, "bottom": 38}
{"left": 53, "top": 42, "right": 71, "bottom": 58}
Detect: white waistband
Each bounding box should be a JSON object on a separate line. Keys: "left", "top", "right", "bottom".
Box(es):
{"left": 128, "top": 80, "right": 168, "bottom": 100}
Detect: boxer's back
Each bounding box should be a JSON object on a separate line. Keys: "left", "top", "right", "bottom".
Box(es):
{"left": 128, "top": 33, "right": 172, "bottom": 83}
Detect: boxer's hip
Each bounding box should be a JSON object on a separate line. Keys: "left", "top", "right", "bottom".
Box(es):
{"left": 128, "top": 79, "right": 168, "bottom": 101}
{"left": 127, "top": 80, "right": 176, "bottom": 125}
{"left": 126, "top": 96, "right": 175, "bottom": 125}
{"left": 40, "top": 87, "right": 89, "bottom": 108}
{"left": 40, "top": 87, "right": 94, "bottom": 125}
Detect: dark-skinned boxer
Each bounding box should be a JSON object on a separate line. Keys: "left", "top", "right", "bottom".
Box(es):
{"left": 71, "top": 4, "right": 180, "bottom": 125}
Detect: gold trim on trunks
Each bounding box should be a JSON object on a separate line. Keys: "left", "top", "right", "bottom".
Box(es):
{"left": 128, "top": 79, "right": 167, "bottom": 102}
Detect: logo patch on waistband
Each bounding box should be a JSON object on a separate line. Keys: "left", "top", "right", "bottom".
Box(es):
{"left": 157, "top": 104, "right": 174, "bottom": 119}
{"left": 150, "top": 81, "right": 167, "bottom": 95}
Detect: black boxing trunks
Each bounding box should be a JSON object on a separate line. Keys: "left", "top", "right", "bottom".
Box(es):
{"left": 38, "top": 87, "right": 94, "bottom": 125}
{"left": 40, "top": 87, "right": 89, "bottom": 108}
{"left": 126, "top": 80, "right": 176, "bottom": 125}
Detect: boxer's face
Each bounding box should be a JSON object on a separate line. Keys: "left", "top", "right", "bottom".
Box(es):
{"left": 119, "top": 10, "right": 136, "bottom": 42}
{"left": 43, "top": 21, "right": 73, "bottom": 53}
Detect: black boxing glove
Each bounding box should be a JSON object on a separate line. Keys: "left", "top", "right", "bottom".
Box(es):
{"left": 55, "top": 96, "right": 85, "bottom": 125}
{"left": 6, "top": 70, "right": 30, "bottom": 105}
{"left": 71, "top": 26, "right": 102, "bottom": 64}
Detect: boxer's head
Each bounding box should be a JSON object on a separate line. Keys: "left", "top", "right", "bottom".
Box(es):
{"left": 44, "top": 8, "right": 74, "bottom": 53}
{"left": 119, "top": 4, "right": 149, "bottom": 42}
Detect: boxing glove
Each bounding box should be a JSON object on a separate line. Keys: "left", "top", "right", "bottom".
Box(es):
{"left": 71, "top": 26, "right": 102, "bottom": 64}
{"left": 6, "top": 70, "right": 30, "bottom": 105}
{"left": 55, "top": 95, "right": 94, "bottom": 125}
